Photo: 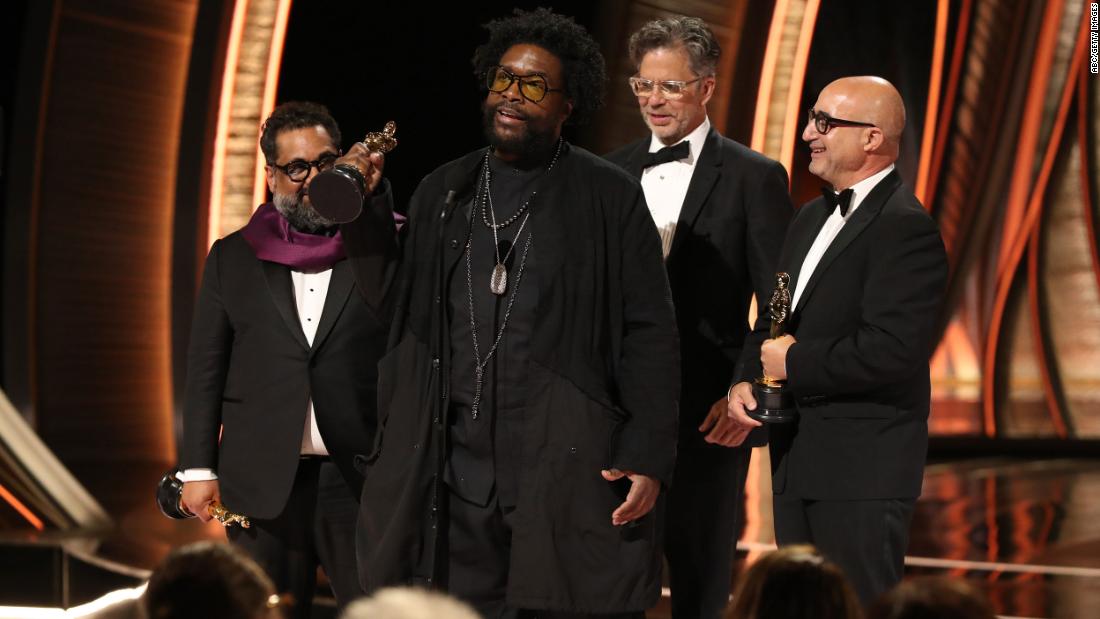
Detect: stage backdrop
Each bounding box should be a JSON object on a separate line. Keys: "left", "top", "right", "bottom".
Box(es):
{"left": 2, "top": 2, "right": 1098, "bottom": 510}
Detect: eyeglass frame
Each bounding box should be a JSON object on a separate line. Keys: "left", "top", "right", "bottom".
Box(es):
{"left": 628, "top": 76, "right": 706, "bottom": 100}
{"left": 485, "top": 65, "right": 564, "bottom": 103}
{"left": 806, "top": 108, "right": 876, "bottom": 135}
{"left": 267, "top": 152, "right": 340, "bottom": 183}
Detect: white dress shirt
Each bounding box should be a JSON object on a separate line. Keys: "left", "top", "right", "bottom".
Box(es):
{"left": 179, "top": 267, "right": 333, "bottom": 482}
{"left": 641, "top": 117, "right": 711, "bottom": 258}
{"left": 291, "top": 269, "right": 332, "bottom": 456}
{"left": 790, "top": 165, "right": 895, "bottom": 310}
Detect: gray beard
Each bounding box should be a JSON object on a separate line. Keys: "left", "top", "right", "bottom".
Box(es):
{"left": 273, "top": 192, "right": 335, "bottom": 233}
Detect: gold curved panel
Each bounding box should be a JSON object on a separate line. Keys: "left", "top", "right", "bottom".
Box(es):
{"left": 207, "top": 0, "right": 292, "bottom": 246}
{"left": 750, "top": 0, "right": 819, "bottom": 174}
{"left": 1042, "top": 132, "right": 1100, "bottom": 436}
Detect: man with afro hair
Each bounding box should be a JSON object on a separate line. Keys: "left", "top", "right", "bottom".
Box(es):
{"left": 356, "top": 8, "right": 679, "bottom": 618}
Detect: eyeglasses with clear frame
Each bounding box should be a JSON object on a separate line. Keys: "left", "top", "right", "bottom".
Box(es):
{"left": 485, "top": 66, "right": 563, "bottom": 103}
{"left": 628, "top": 76, "right": 704, "bottom": 100}
{"left": 806, "top": 108, "right": 876, "bottom": 135}
{"left": 268, "top": 153, "right": 339, "bottom": 183}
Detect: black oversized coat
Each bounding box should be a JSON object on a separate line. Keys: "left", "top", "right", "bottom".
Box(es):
{"left": 356, "top": 144, "right": 680, "bottom": 613}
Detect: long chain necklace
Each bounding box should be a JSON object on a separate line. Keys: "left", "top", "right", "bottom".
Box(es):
{"left": 463, "top": 139, "right": 560, "bottom": 419}
{"left": 465, "top": 226, "right": 532, "bottom": 420}
{"left": 482, "top": 139, "right": 562, "bottom": 295}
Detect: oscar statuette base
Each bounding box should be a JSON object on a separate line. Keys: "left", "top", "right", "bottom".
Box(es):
{"left": 748, "top": 378, "right": 797, "bottom": 424}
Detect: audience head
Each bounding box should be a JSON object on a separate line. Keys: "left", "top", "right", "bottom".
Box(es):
{"left": 341, "top": 587, "right": 479, "bottom": 619}
{"left": 867, "top": 576, "right": 996, "bottom": 619}
{"left": 144, "top": 541, "right": 283, "bottom": 619}
{"left": 726, "top": 545, "right": 862, "bottom": 619}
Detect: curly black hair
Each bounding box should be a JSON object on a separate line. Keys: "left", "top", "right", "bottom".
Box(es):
{"left": 471, "top": 8, "right": 606, "bottom": 125}
{"left": 259, "top": 101, "right": 342, "bottom": 163}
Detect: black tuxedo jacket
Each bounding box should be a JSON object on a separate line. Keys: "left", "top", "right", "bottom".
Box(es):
{"left": 180, "top": 192, "right": 396, "bottom": 519}
{"left": 738, "top": 170, "right": 948, "bottom": 500}
{"left": 606, "top": 127, "right": 792, "bottom": 449}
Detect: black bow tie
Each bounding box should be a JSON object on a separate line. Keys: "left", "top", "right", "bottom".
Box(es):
{"left": 643, "top": 141, "right": 690, "bottom": 169}
{"left": 822, "top": 187, "right": 855, "bottom": 217}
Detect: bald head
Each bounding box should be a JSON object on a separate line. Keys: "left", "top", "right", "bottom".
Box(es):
{"left": 822, "top": 76, "right": 905, "bottom": 150}
{"left": 803, "top": 76, "right": 906, "bottom": 189}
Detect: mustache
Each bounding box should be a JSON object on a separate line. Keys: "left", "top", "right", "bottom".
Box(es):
{"left": 492, "top": 102, "right": 528, "bottom": 120}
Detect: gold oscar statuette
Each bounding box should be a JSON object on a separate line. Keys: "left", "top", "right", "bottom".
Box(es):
{"left": 749, "top": 272, "right": 797, "bottom": 423}
{"left": 308, "top": 121, "right": 398, "bottom": 224}
{"left": 155, "top": 469, "right": 251, "bottom": 528}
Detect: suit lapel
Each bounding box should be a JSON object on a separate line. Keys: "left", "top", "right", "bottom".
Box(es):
{"left": 261, "top": 260, "right": 310, "bottom": 351}
{"left": 311, "top": 259, "right": 354, "bottom": 356}
{"left": 781, "top": 201, "right": 831, "bottom": 294}
{"left": 667, "top": 128, "right": 720, "bottom": 258}
{"left": 793, "top": 171, "right": 902, "bottom": 313}
{"left": 623, "top": 140, "right": 648, "bottom": 179}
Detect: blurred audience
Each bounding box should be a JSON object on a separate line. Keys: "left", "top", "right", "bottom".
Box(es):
{"left": 75, "top": 541, "right": 285, "bottom": 618}
{"left": 340, "top": 587, "right": 478, "bottom": 619}
{"left": 143, "top": 541, "right": 285, "bottom": 619}
{"left": 867, "top": 576, "right": 996, "bottom": 619}
{"left": 726, "top": 545, "right": 862, "bottom": 619}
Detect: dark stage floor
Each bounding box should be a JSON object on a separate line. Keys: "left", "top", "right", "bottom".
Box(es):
{"left": 906, "top": 457, "right": 1100, "bottom": 619}
{"left": 652, "top": 456, "right": 1100, "bottom": 619}
{"left": 4, "top": 456, "right": 1099, "bottom": 618}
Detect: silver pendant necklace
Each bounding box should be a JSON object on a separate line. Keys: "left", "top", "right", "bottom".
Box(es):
{"left": 486, "top": 190, "right": 531, "bottom": 295}
{"left": 465, "top": 227, "right": 533, "bottom": 419}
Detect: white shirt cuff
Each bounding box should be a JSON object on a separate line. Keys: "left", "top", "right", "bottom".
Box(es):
{"left": 177, "top": 468, "right": 218, "bottom": 482}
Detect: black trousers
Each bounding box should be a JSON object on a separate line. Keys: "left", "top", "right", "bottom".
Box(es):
{"left": 772, "top": 492, "right": 916, "bottom": 604}
{"left": 664, "top": 445, "right": 752, "bottom": 619}
{"left": 227, "top": 458, "right": 363, "bottom": 619}
{"left": 443, "top": 486, "right": 644, "bottom": 619}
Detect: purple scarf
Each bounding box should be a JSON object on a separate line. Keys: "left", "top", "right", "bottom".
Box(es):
{"left": 240, "top": 203, "right": 345, "bottom": 272}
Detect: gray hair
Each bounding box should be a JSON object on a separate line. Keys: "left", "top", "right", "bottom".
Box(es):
{"left": 628, "top": 15, "right": 720, "bottom": 77}
{"left": 341, "top": 587, "right": 480, "bottom": 619}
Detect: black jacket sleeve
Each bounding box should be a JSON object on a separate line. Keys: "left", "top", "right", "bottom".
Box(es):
{"left": 734, "top": 159, "right": 793, "bottom": 384}
{"left": 611, "top": 183, "right": 681, "bottom": 485}
{"left": 180, "top": 240, "right": 232, "bottom": 471}
{"left": 341, "top": 179, "right": 399, "bottom": 312}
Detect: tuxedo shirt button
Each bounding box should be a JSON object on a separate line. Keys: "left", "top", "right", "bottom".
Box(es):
{"left": 450, "top": 239, "right": 459, "bottom": 249}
